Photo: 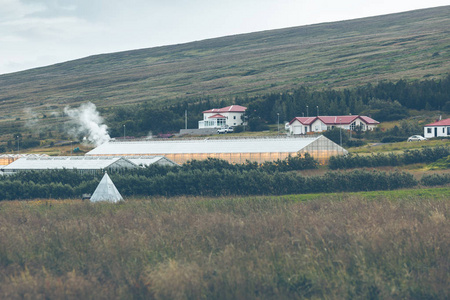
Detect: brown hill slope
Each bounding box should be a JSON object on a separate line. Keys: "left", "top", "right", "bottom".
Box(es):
{"left": 0, "top": 6, "right": 449, "bottom": 130}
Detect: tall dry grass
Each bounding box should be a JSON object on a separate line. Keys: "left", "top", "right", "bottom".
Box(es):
{"left": 0, "top": 193, "right": 448, "bottom": 299}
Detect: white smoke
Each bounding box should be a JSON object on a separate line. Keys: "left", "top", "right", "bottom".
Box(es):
{"left": 64, "top": 102, "right": 110, "bottom": 146}
{"left": 23, "top": 107, "right": 40, "bottom": 132}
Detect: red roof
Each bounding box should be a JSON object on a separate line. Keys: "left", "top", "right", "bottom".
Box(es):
{"left": 203, "top": 105, "right": 247, "bottom": 114}
{"left": 289, "top": 115, "right": 379, "bottom": 125}
{"left": 359, "top": 116, "right": 380, "bottom": 125}
{"left": 319, "top": 116, "right": 358, "bottom": 125}
{"left": 208, "top": 114, "right": 226, "bottom": 119}
{"left": 425, "top": 118, "right": 450, "bottom": 126}
{"left": 289, "top": 117, "right": 316, "bottom": 125}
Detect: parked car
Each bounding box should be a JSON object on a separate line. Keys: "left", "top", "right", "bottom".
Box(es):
{"left": 217, "top": 127, "right": 233, "bottom": 134}
{"left": 217, "top": 127, "right": 227, "bottom": 134}
{"left": 407, "top": 135, "right": 427, "bottom": 142}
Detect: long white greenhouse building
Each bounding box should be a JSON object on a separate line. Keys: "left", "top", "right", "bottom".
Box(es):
{"left": 86, "top": 135, "right": 347, "bottom": 165}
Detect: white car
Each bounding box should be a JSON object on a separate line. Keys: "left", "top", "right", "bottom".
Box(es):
{"left": 217, "top": 127, "right": 233, "bottom": 134}
{"left": 217, "top": 127, "right": 228, "bottom": 134}
{"left": 407, "top": 135, "right": 427, "bottom": 142}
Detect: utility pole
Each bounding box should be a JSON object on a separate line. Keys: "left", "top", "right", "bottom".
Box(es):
{"left": 123, "top": 124, "right": 126, "bottom": 140}
{"left": 317, "top": 106, "right": 319, "bottom": 116}
{"left": 339, "top": 119, "right": 342, "bottom": 148}
{"left": 306, "top": 105, "right": 309, "bottom": 117}
{"left": 277, "top": 113, "right": 280, "bottom": 135}
{"left": 16, "top": 136, "right": 19, "bottom": 154}
{"left": 185, "top": 110, "right": 187, "bottom": 130}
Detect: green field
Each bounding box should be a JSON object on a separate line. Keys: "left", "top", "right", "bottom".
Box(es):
{"left": 349, "top": 138, "right": 450, "bottom": 154}
{"left": 0, "top": 6, "right": 449, "bottom": 132}
{"left": 0, "top": 188, "right": 448, "bottom": 299}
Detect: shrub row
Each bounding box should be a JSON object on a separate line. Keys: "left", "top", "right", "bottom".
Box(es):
{"left": 420, "top": 173, "right": 450, "bottom": 186}
{"left": 380, "top": 136, "right": 408, "bottom": 143}
{"left": 0, "top": 169, "right": 417, "bottom": 200}
{"left": 329, "top": 146, "right": 450, "bottom": 169}
{"left": 181, "top": 153, "right": 318, "bottom": 173}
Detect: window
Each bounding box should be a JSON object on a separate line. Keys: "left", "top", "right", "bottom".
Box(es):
{"left": 427, "top": 128, "right": 432, "bottom": 133}
{"left": 443, "top": 128, "right": 445, "bottom": 133}
{"left": 350, "top": 122, "right": 356, "bottom": 130}
{"left": 233, "top": 116, "right": 236, "bottom": 119}
{"left": 217, "top": 118, "right": 226, "bottom": 127}
{"left": 447, "top": 127, "right": 450, "bottom": 135}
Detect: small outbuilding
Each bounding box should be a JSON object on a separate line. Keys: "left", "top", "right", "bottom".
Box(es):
{"left": 424, "top": 118, "right": 450, "bottom": 138}
{"left": 90, "top": 172, "right": 123, "bottom": 203}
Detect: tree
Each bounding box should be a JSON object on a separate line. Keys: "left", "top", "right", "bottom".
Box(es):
{"left": 323, "top": 128, "right": 349, "bottom": 146}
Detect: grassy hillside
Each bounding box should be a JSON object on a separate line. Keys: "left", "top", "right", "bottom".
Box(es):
{"left": 0, "top": 6, "right": 449, "bottom": 130}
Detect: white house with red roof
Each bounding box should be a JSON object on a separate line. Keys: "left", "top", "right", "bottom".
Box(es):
{"left": 288, "top": 115, "right": 379, "bottom": 135}
{"left": 424, "top": 118, "right": 450, "bottom": 138}
{"left": 199, "top": 105, "right": 247, "bottom": 129}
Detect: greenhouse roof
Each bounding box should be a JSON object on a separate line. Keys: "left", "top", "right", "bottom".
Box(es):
{"left": 86, "top": 136, "right": 334, "bottom": 155}
{"left": 2, "top": 156, "right": 136, "bottom": 170}
{"left": 115, "top": 156, "right": 179, "bottom": 166}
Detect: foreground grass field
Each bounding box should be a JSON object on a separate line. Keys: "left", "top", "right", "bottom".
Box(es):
{"left": 0, "top": 188, "right": 448, "bottom": 299}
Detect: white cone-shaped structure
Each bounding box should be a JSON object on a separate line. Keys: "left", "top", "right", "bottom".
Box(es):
{"left": 90, "top": 172, "right": 123, "bottom": 203}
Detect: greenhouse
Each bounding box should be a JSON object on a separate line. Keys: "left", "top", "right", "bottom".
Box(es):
{"left": 86, "top": 135, "right": 347, "bottom": 165}
{"left": 2, "top": 156, "right": 137, "bottom": 174}
{"left": 0, "top": 154, "right": 49, "bottom": 167}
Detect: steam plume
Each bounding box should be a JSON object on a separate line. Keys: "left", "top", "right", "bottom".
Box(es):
{"left": 23, "top": 108, "right": 40, "bottom": 133}
{"left": 64, "top": 102, "right": 110, "bottom": 146}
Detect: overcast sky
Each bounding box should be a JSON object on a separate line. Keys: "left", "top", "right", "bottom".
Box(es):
{"left": 0, "top": 0, "right": 448, "bottom": 75}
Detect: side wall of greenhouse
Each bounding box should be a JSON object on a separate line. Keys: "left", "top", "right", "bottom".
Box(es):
{"left": 297, "top": 136, "right": 348, "bottom": 164}
{"left": 91, "top": 152, "right": 298, "bottom": 165}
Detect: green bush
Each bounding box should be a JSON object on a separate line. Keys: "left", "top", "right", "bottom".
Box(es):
{"left": 420, "top": 173, "right": 450, "bottom": 186}
{"left": 346, "top": 139, "right": 366, "bottom": 147}
{"left": 329, "top": 146, "right": 450, "bottom": 169}
{"left": 233, "top": 125, "right": 244, "bottom": 133}
{"left": 380, "top": 136, "right": 407, "bottom": 143}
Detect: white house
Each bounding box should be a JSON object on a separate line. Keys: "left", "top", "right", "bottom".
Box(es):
{"left": 424, "top": 118, "right": 450, "bottom": 138}
{"left": 198, "top": 105, "right": 247, "bottom": 129}
{"left": 288, "top": 115, "right": 379, "bottom": 135}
